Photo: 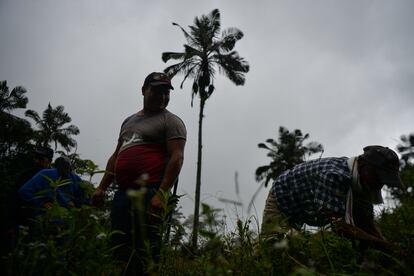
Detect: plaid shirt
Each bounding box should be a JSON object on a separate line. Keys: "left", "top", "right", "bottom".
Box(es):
{"left": 271, "top": 157, "right": 352, "bottom": 227}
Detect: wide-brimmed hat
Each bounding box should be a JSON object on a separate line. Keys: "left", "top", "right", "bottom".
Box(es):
{"left": 143, "top": 72, "right": 174, "bottom": 90}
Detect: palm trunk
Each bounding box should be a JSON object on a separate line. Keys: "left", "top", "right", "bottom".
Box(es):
{"left": 191, "top": 97, "right": 205, "bottom": 249}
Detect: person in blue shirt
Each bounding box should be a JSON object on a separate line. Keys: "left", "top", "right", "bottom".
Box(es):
{"left": 19, "top": 156, "right": 88, "bottom": 212}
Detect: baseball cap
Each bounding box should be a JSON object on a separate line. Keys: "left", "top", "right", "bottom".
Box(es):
{"left": 360, "top": 145, "right": 403, "bottom": 203}
{"left": 143, "top": 72, "right": 174, "bottom": 90}
{"left": 34, "top": 146, "right": 54, "bottom": 161}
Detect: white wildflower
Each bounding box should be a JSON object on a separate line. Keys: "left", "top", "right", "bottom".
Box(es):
{"left": 134, "top": 173, "right": 149, "bottom": 187}
{"left": 141, "top": 173, "right": 149, "bottom": 181}
{"left": 18, "top": 225, "right": 29, "bottom": 236}
{"left": 18, "top": 225, "right": 29, "bottom": 231}
{"left": 273, "top": 239, "right": 289, "bottom": 249}
{"left": 96, "top": 233, "right": 107, "bottom": 240}
{"left": 102, "top": 210, "right": 110, "bottom": 220}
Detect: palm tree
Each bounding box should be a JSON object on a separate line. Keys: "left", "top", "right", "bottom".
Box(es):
{"left": 0, "top": 80, "right": 28, "bottom": 112}
{"left": 0, "top": 80, "right": 32, "bottom": 157}
{"left": 25, "top": 103, "right": 80, "bottom": 152}
{"left": 162, "top": 9, "right": 249, "bottom": 248}
{"left": 255, "top": 126, "right": 324, "bottom": 187}
{"left": 248, "top": 126, "right": 323, "bottom": 212}
{"left": 397, "top": 133, "right": 414, "bottom": 166}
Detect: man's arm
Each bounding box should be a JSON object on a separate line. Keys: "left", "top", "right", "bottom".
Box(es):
{"left": 151, "top": 138, "right": 186, "bottom": 210}
{"left": 332, "top": 217, "right": 392, "bottom": 251}
{"left": 91, "top": 141, "right": 121, "bottom": 206}
{"left": 352, "top": 200, "right": 386, "bottom": 240}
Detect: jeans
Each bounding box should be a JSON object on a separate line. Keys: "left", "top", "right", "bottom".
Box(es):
{"left": 110, "top": 184, "right": 162, "bottom": 274}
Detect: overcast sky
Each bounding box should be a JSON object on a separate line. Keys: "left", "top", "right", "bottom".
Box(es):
{"left": 1, "top": 0, "right": 413, "bottom": 225}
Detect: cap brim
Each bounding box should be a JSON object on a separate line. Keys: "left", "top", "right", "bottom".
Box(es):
{"left": 150, "top": 81, "right": 174, "bottom": 90}
{"left": 377, "top": 170, "right": 403, "bottom": 188}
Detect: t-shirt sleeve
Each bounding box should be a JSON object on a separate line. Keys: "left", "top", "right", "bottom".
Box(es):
{"left": 166, "top": 114, "right": 186, "bottom": 140}
{"left": 118, "top": 114, "right": 135, "bottom": 143}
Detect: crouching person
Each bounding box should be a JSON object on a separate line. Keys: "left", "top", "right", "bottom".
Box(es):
{"left": 261, "top": 145, "right": 402, "bottom": 252}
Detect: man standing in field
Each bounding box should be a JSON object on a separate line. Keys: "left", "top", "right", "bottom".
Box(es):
{"left": 262, "top": 145, "right": 403, "bottom": 251}
{"left": 92, "top": 72, "right": 186, "bottom": 273}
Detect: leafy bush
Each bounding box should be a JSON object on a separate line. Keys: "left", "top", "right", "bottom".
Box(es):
{"left": 3, "top": 205, "right": 119, "bottom": 276}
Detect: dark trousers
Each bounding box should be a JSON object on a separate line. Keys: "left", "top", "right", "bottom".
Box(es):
{"left": 110, "top": 184, "right": 161, "bottom": 274}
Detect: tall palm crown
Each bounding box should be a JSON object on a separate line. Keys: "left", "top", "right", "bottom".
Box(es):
{"left": 162, "top": 9, "right": 249, "bottom": 249}
{"left": 162, "top": 9, "right": 249, "bottom": 104}
{"left": 25, "top": 103, "right": 80, "bottom": 152}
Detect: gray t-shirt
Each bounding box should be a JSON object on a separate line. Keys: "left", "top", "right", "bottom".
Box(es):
{"left": 118, "top": 109, "right": 186, "bottom": 153}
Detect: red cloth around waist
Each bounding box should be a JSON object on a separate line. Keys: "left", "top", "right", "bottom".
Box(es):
{"left": 115, "top": 144, "right": 167, "bottom": 190}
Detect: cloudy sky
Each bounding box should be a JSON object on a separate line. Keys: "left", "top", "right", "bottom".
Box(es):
{"left": 1, "top": 0, "right": 413, "bottom": 225}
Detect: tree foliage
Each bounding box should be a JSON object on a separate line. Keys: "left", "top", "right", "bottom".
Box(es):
{"left": 25, "top": 103, "right": 80, "bottom": 152}
{"left": 397, "top": 133, "right": 414, "bottom": 166}
{"left": 256, "top": 126, "right": 324, "bottom": 187}
{"left": 0, "top": 81, "right": 32, "bottom": 158}
{"left": 0, "top": 80, "right": 28, "bottom": 112}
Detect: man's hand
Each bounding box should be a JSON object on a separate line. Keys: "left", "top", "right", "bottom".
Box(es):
{"left": 91, "top": 187, "right": 106, "bottom": 207}
{"left": 148, "top": 193, "right": 165, "bottom": 224}
{"left": 332, "top": 218, "right": 394, "bottom": 252}
{"left": 150, "top": 194, "right": 164, "bottom": 213}
{"left": 43, "top": 202, "right": 53, "bottom": 209}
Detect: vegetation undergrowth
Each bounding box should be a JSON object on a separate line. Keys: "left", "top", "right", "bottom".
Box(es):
{"left": 1, "top": 179, "right": 414, "bottom": 275}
